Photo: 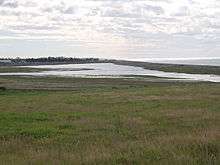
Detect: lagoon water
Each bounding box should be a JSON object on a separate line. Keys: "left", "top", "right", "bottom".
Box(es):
{"left": 1, "top": 63, "right": 220, "bottom": 82}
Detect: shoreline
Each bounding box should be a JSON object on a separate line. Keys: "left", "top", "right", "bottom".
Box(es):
{"left": 0, "top": 60, "right": 220, "bottom": 75}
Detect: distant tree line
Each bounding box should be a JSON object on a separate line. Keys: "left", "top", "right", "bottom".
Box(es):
{"left": 0, "top": 57, "right": 109, "bottom": 66}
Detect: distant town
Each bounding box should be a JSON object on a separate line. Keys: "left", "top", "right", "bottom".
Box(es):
{"left": 0, "top": 57, "right": 109, "bottom": 66}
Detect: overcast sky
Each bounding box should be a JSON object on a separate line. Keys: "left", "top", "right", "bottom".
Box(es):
{"left": 0, "top": 0, "right": 220, "bottom": 59}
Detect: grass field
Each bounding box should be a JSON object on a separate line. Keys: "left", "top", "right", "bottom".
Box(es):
{"left": 0, "top": 66, "right": 49, "bottom": 73}
{"left": 0, "top": 76, "right": 220, "bottom": 164}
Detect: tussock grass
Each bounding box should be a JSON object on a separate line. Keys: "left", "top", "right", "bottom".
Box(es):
{"left": 0, "top": 77, "right": 219, "bottom": 164}
{"left": 0, "top": 66, "right": 48, "bottom": 73}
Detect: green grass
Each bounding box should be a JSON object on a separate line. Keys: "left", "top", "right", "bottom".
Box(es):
{"left": 0, "top": 66, "right": 48, "bottom": 73}
{"left": 113, "top": 60, "right": 220, "bottom": 75}
{"left": 0, "top": 78, "right": 220, "bottom": 164}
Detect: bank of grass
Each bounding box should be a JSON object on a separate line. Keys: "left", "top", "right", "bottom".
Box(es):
{"left": 112, "top": 60, "right": 220, "bottom": 75}
{"left": 0, "top": 75, "right": 177, "bottom": 91}
{"left": 0, "top": 77, "right": 220, "bottom": 164}
{"left": 0, "top": 66, "right": 48, "bottom": 73}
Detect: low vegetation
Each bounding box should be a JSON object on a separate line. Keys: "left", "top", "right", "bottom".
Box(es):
{"left": 0, "top": 66, "right": 48, "bottom": 73}
{"left": 113, "top": 60, "right": 220, "bottom": 75}
{"left": 0, "top": 75, "right": 219, "bottom": 164}
{"left": 0, "top": 57, "right": 106, "bottom": 66}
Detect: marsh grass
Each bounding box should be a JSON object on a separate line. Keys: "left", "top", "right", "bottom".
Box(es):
{"left": 0, "top": 67, "right": 48, "bottom": 73}
{"left": 0, "top": 77, "right": 219, "bottom": 164}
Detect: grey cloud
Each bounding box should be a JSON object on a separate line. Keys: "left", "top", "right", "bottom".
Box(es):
{"left": 187, "top": 0, "right": 197, "bottom": 4}
{"left": 147, "top": 0, "right": 170, "bottom": 2}
{"left": 211, "top": 24, "right": 220, "bottom": 30}
{"left": 87, "top": 7, "right": 100, "bottom": 16}
{"left": 22, "top": 1, "right": 38, "bottom": 7}
{"left": 0, "top": 0, "right": 18, "bottom": 8}
{"left": 86, "top": 0, "right": 170, "bottom": 2}
{"left": 0, "top": 8, "right": 41, "bottom": 17}
{"left": 173, "top": 6, "right": 190, "bottom": 17}
{"left": 0, "top": 0, "right": 219, "bottom": 52}
{"left": 56, "top": 2, "right": 76, "bottom": 14}
{"left": 0, "top": 9, "right": 21, "bottom": 16}
{"left": 64, "top": 7, "right": 75, "bottom": 14}
{"left": 101, "top": 4, "right": 164, "bottom": 18}
{"left": 101, "top": 8, "right": 139, "bottom": 18}
{"left": 42, "top": 2, "right": 76, "bottom": 15}
{"left": 41, "top": 7, "right": 53, "bottom": 13}
{"left": 9, "top": 25, "right": 59, "bottom": 31}
{"left": 143, "top": 5, "right": 164, "bottom": 15}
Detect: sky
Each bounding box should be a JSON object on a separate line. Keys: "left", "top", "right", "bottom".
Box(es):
{"left": 0, "top": 0, "right": 220, "bottom": 59}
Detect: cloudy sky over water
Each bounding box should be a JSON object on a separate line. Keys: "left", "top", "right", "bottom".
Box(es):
{"left": 0, "top": 0, "right": 220, "bottom": 59}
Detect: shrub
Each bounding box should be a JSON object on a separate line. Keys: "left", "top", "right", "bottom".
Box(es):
{"left": 0, "top": 87, "right": 6, "bottom": 91}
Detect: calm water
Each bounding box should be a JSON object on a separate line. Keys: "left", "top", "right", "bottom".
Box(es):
{"left": 1, "top": 63, "right": 220, "bottom": 82}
